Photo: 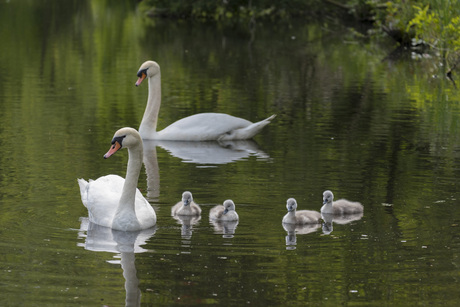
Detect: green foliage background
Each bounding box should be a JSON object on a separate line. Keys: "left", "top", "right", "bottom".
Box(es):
{"left": 143, "top": 0, "right": 460, "bottom": 61}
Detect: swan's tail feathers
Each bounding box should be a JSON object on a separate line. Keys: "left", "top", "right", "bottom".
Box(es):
{"left": 250, "top": 114, "right": 276, "bottom": 135}
{"left": 219, "top": 114, "right": 276, "bottom": 141}
{"left": 77, "top": 178, "right": 89, "bottom": 208}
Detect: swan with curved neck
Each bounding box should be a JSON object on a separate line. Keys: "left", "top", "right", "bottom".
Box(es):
{"left": 78, "top": 127, "right": 156, "bottom": 231}
{"left": 135, "top": 60, "right": 276, "bottom": 141}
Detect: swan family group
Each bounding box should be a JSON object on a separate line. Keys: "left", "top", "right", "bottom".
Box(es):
{"left": 78, "top": 60, "right": 363, "bottom": 232}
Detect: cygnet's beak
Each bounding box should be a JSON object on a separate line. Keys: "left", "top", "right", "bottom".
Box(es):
{"left": 223, "top": 208, "right": 229, "bottom": 214}
{"left": 323, "top": 199, "right": 327, "bottom": 205}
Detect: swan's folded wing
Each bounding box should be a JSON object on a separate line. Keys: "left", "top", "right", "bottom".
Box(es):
{"left": 77, "top": 178, "right": 89, "bottom": 207}
{"left": 84, "top": 175, "right": 125, "bottom": 228}
{"left": 157, "top": 113, "right": 252, "bottom": 141}
{"left": 134, "top": 188, "right": 156, "bottom": 223}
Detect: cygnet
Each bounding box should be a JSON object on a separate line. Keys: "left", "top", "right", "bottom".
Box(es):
{"left": 171, "top": 191, "right": 202, "bottom": 216}
{"left": 209, "top": 199, "right": 239, "bottom": 221}
{"left": 282, "top": 198, "right": 321, "bottom": 225}
{"left": 321, "top": 190, "right": 363, "bottom": 214}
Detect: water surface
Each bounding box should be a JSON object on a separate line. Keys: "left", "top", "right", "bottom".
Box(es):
{"left": 1, "top": 0, "right": 460, "bottom": 306}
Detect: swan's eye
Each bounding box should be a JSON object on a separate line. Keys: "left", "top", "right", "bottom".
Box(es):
{"left": 111, "top": 135, "right": 126, "bottom": 146}
{"left": 137, "top": 68, "right": 148, "bottom": 78}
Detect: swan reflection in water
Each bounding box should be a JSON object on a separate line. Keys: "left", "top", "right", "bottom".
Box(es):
{"left": 142, "top": 139, "right": 271, "bottom": 201}
{"left": 77, "top": 218, "right": 156, "bottom": 307}
{"left": 209, "top": 219, "right": 239, "bottom": 238}
{"left": 172, "top": 215, "right": 201, "bottom": 239}
{"left": 282, "top": 222, "right": 321, "bottom": 250}
{"left": 321, "top": 212, "right": 364, "bottom": 235}
{"left": 153, "top": 139, "right": 270, "bottom": 164}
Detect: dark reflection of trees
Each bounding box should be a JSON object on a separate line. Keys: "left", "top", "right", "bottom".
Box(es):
{"left": 149, "top": 253, "right": 282, "bottom": 305}
{"left": 385, "top": 109, "right": 416, "bottom": 204}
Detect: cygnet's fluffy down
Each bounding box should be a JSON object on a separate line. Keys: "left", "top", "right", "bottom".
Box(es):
{"left": 282, "top": 198, "right": 321, "bottom": 225}
{"left": 171, "top": 191, "right": 202, "bottom": 216}
{"left": 209, "top": 200, "right": 239, "bottom": 221}
{"left": 321, "top": 190, "right": 363, "bottom": 214}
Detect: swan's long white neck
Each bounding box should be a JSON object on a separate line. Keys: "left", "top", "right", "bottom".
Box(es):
{"left": 119, "top": 143, "right": 143, "bottom": 207}
{"left": 113, "top": 142, "right": 143, "bottom": 230}
{"left": 139, "top": 73, "right": 161, "bottom": 138}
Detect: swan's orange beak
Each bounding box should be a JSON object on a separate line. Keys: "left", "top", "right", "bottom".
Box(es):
{"left": 104, "top": 141, "right": 122, "bottom": 159}
{"left": 135, "top": 72, "right": 146, "bottom": 87}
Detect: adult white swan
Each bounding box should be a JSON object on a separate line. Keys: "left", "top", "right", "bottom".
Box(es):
{"left": 78, "top": 127, "right": 157, "bottom": 231}
{"left": 135, "top": 60, "right": 276, "bottom": 141}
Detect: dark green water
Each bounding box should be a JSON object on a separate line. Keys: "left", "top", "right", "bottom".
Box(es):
{"left": 1, "top": 0, "right": 460, "bottom": 306}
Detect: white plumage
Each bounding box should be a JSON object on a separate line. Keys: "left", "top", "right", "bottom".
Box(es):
{"left": 135, "top": 60, "right": 276, "bottom": 141}
{"left": 78, "top": 127, "right": 156, "bottom": 231}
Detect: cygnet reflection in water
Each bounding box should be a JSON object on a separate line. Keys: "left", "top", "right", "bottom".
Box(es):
{"left": 321, "top": 212, "right": 364, "bottom": 235}
{"left": 282, "top": 222, "right": 321, "bottom": 250}
{"left": 172, "top": 214, "right": 201, "bottom": 239}
{"left": 210, "top": 219, "right": 239, "bottom": 238}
